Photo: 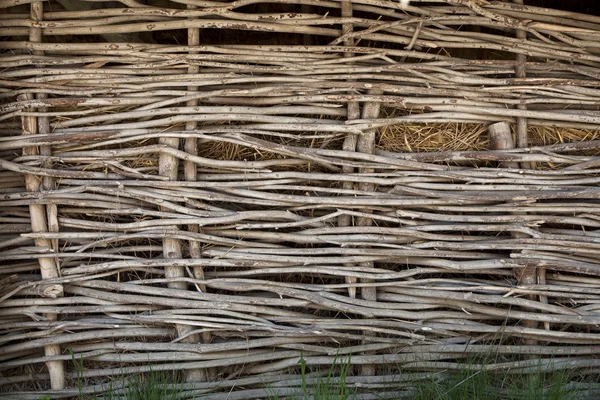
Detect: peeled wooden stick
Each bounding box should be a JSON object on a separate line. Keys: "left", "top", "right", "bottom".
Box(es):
{"left": 338, "top": 0, "right": 361, "bottom": 299}
{"left": 513, "top": 0, "right": 548, "bottom": 331}
{"left": 20, "top": 103, "right": 65, "bottom": 391}
{"left": 183, "top": 8, "right": 215, "bottom": 382}
{"left": 356, "top": 89, "right": 382, "bottom": 376}
{"left": 513, "top": 0, "right": 528, "bottom": 153}
{"left": 185, "top": 8, "right": 203, "bottom": 293}
{"left": 158, "top": 102, "right": 204, "bottom": 383}
{"left": 17, "top": 1, "right": 65, "bottom": 390}
{"left": 488, "top": 121, "right": 539, "bottom": 343}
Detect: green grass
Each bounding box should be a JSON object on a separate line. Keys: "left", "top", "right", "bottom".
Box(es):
{"left": 68, "top": 348, "right": 186, "bottom": 400}
{"left": 268, "top": 354, "right": 356, "bottom": 400}
{"left": 99, "top": 369, "right": 184, "bottom": 400}
{"left": 412, "top": 362, "right": 577, "bottom": 400}
{"left": 65, "top": 369, "right": 186, "bottom": 400}
{"left": 60, "top": 350, "right": 596, "bottom": 400}
{"left": 266, "top": 353, "right": 590, "bottom": 400}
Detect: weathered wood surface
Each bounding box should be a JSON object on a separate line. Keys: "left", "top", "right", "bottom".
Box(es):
{"left": 1, "top": 0, "right": 600, "bottom": 397}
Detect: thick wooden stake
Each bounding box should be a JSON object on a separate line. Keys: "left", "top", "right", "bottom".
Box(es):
{"left": 20, "top": 1, "right": 65, "bottom": 390}
{"left": 513, "top": 0, "right": 529, "bottom": 154}
{"left": 489, "top": 122, "right": 539, "bottom": 342}
{"left": 514, "top": 0, "right": 548, "bottom": 334}
{"left": 183, "top": 11, "right": 215, "bottom": 381}
{"left": 159, "top": 125, "right": 205, "bottom": 382}
{"left": 357, "top": 89, "right": 382, "bottom": 376}
{"left": 338, "top": 0, "right": 360, "bottom": 299}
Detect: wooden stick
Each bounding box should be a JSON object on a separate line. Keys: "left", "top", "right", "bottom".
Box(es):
{"left": 488, "top": 121, "right": 539, "bottom": 344}
{"left": 2, "top": 1, "right": 600, "bottom": 394}
{"left": 16, "top": 1, "right": 65, "bottom": 390}
{"left": 338, "top": 0, "right": 361, "bottom": 299}
{"left": 356, "top": 88, "right": 383, "bottom": 376}
{"left": 155, "top": 75, "right": 207, "bottom": 381}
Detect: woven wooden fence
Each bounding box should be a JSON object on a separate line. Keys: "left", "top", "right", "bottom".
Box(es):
{"left": 2, "top": 0, "right": 600, "bottom": 398}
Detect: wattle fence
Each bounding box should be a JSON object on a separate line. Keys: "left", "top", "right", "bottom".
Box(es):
{"left": 2, "top": 0, "right": 600, "bottom": 398}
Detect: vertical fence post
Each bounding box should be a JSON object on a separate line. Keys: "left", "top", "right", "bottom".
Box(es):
{"left": 356, "top": 89, "right": 382, "bottom": 376}
{"left": 513, "top": 0, "right": 544, "bottom": 341}
{"left": 183, "top": 5, "right": 215, "bottom": 382}
{"left": 20, "top": 1, "right": 65, "bottom": 389}
{"left": 338, "top": 0, "right": 361, "bottom": 299}
{"left": 155, "top": 27, "right": 206, "bottom": 380}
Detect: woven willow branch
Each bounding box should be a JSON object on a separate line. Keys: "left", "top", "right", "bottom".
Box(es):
{"left": 2, "top": 0, "right": 600, "bottom": 397}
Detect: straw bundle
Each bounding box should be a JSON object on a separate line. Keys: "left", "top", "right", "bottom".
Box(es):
{"left": 1, "top": 0, "right": 600, "bottom": 397}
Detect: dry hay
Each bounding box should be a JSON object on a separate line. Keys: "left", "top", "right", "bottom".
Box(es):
{"left": 378, "top": 122, "right": 491, "bottom": 153}
{"left": 529, "top": 126, "right": 600, "bottom": 147}
{"left": 378, "top": 122, "right": 600, "bottom": 154}
{"left": 2, "top": 0, "right": 600, "bottom": 398}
